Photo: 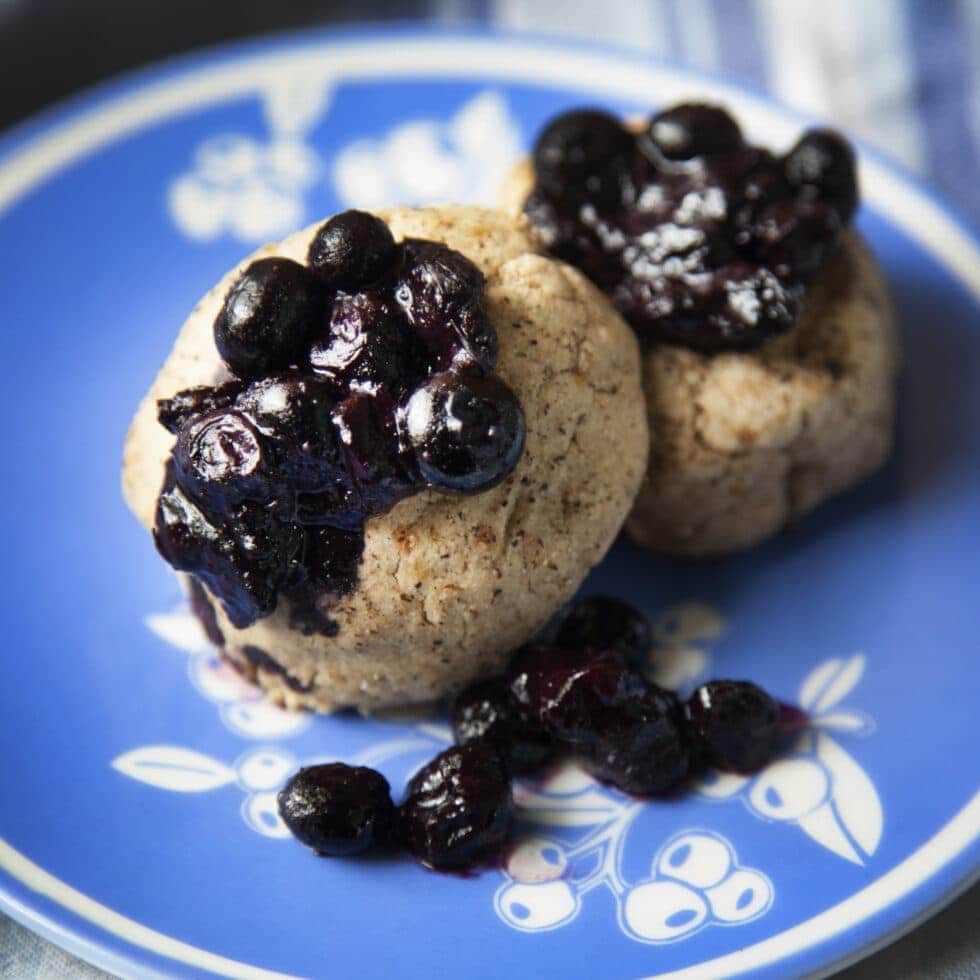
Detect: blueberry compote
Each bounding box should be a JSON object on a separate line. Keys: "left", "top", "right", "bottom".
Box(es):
{"left": 154, "top": 211, "right": 525, "bottom": 634}
{"left": 524, "top": 104, "right": 858, "bottom": 351}
{"left": 277, "top": 596, "right": 804, "bottom": 872}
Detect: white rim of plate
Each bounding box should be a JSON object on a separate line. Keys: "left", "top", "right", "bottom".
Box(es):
{"left": 0, "top": 29, "right": 977, "bottom": 980}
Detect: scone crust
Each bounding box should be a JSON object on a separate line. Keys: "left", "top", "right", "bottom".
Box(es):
{"left": 123, "top": 206, "right": 648, "bottom": 709}
{"left": 501, "top": 161, "right": 899, "bottom": 556}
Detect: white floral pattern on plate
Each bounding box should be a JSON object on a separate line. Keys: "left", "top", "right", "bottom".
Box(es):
{"left": 332, "top": 91, "right": 522, "bottom": 210}
{"left": 168, "top": 71, "right": 331, "bottom": 243}
{"left": 167, "top": 87, "right": 523, "bottom": 244}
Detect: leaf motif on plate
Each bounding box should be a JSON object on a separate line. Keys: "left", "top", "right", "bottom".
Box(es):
{"left": 813, "top": 709, "right": 876, "bottom": 736}
{"left": 816, "top": 732, "right": 884, "bottom": 859}
{"left": 800, "top": 654, "right": 865, "bottom": 713}
{"left": 111, "top": 746, "right": 236, "bottom": 793}
{"left": 796, "top": 801, "right": 863, "bottom": 865}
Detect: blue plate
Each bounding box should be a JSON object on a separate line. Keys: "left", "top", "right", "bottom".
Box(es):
{"left": 0, "top": 26, "right": 978, "bottom": 980}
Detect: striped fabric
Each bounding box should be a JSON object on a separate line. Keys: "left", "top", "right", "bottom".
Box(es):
{"left": 479, "top": 0, "right": 980, "bottom": 228}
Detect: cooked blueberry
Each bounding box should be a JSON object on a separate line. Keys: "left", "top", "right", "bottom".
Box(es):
{"left": 154, "top": 467, "right": 296, "bottom": 627}
{"left": 307, "top": 210, "right": 397, "bottom": 291}
{"left": 277, "top": 763, "right": 397, "bottom": 857}
{"left": 234, "top": 374, "right": 363, "bottom": 529}
{"left": 332, "top": 392, "right": 416, "bottom": 514}
{"left": 214, "top": 258, "right": 326, "bottom": 379}
{"left": 631, "top": 263, "right": 799, "bottom": 352}
{"left": 311, "top": 291, "right": 426, "bottom": 396}
{"left": 532, "top": 108, "right": 634, "bottom": 207}
{"left": 283, "top": 524, "right": 364, "bottom": 636}
{"left": 451, "top": 676, "right": 553, "bottom": 775}
{"left": 173, "top": 409, "right": 269, "bottom": 510}
{"left": 400, "top": 740, "right": 513, "bottom": 870}
{"left": 396, "top": 240, "right": 497, "bottom": 372}
{"left": 589, "top": 683, "right": 692, "bottom": 795}
{"left": 401, "top": 371, "right": 525, "bottom": 493}
{"left": 157, "top": 380, "right": 241, "bottom": 435}
{"left": 524, "top": 104, "right": 852, "bottom": 352}
{"left": 747, "top": 201, "right": 841, "bottom": 280}
{"left": 784, "top": 129, "right": 858, "bottom": 223}
{"left": 645, "top": 103, "right": 743, "bottom": 161}
{"left": 547, "top": 596, "right": 652, "bottom": 669}
{"left": 685, "top": 680, "right": 781, "bottom": 772}
{"left": 507, "top": 646, "right": 644, "bottom": 746}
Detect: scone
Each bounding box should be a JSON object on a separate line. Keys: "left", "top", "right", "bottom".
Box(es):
{"left": 123, "top": 205, "right": 647, "bottom": 711}
{"left": 501, "top": 105, "right": 899, "bottom": 555}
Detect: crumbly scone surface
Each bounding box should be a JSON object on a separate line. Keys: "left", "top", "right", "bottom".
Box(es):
{"left": 123, "top": 206, "right": 648, "bottom": 709}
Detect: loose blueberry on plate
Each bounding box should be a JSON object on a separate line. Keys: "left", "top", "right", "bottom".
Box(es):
{"left": 451, "top": 676, "right": 553, "bottom": 775}
{"left": 544, "top": 595, "right": 653, "bottom": 669}
{"left": 507, "top": 645, "right": 646, "bottom": 746}
{"left": 684, "top": 680, "right": 782, "bottom": 772}
{"left": 277, "top": 763, "right": 398, "bottom": 857}
{"left": 400, "top": 740, "right": 513, "bottom": 870}
{"left": 589, "top": 683, "right": 693, "bottom": 795}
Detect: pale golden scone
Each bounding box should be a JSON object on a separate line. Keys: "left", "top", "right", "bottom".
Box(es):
{"left": 123, "top": 206, "right": 647, "bottom": 711}
{"left": 501, "top": 161, "right": 899, "bottom": 556}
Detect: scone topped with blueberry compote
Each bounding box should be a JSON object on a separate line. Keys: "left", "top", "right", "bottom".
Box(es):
{"left": 502, "top": 104, "right": 898, "bottom": 555}
{"left": 123, "top": 205, "right": 647, "bottom": 711}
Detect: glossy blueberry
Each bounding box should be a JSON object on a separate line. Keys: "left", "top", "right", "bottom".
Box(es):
{"left": 532, "top": 108, "right": 635, "bottom": 207}
{"left": 400, "top": 739, "right": 513, "bottom": 870}
{"left": 332, "top": 392, "right": 416, "bottom": 515}
{"left": 685, "top": 680, "right": 781, "bottom": 772}
{"left": 306, "top": 210, "right": 397, "bottom": 291}
{"left": 507, "top": 646, "right": 645, "bottom": 746}
{"left": 589, "top": 683, "right": 692, "bottom": 795}
{"left": 173, "top": 409, "right": 269, "bottom": 511}
{"left": 233, "top": 374, "right": 358, "bottom": 526}
{"left": 644, "top": 103, "right": 743, "bottom": 161}
{"left": 396, "top": 240, "right": 497, "bottom": 372}
{"left": 401, "top": 371, "right": 525, "bottom": 493}
{"left": 546, "top": 596, "right": 653, "bottom": 669}
{"left": 157, "top": 380, "right": 241, "bottom": 435}
{"left": 310, "top": 291, "right": 426, "bottom": 396}
{"left": 214, "top": 258, "right": 326, "bottom": 380}
{"left": 277, "top": 763, "right": 397, "bottom": 857}
{"left": 154, "top": 467, "right": 301, "bottom": 627}
{"left": 784, "top": 128, "right": 858, "bottom": 223}
{"left": 451, "top": 676, "right": 553, "bottom": 775}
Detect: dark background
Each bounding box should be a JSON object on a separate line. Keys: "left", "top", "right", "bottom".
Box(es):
{"left": 0, "top": 1, "right": 433, "bottom": 130}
